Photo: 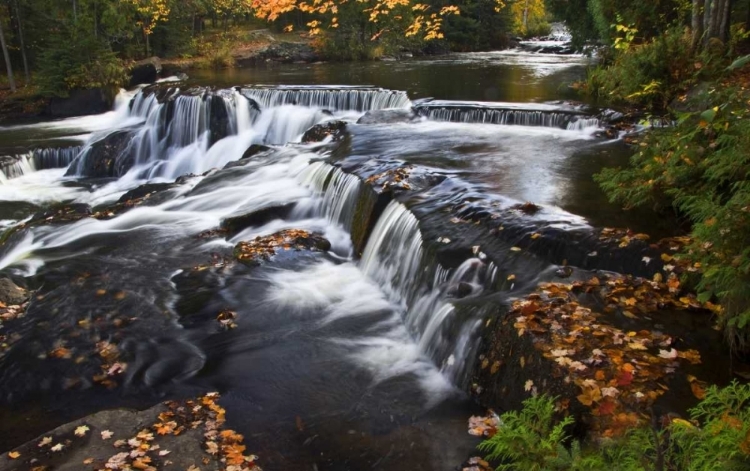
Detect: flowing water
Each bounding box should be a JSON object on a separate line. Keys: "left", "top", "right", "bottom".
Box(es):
{"left": 0, "top": 39, "right": 670, "bottom": 469}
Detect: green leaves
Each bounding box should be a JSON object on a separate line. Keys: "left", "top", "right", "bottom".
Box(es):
{"left": 726, "top": 54, "right": 750, "bottom": 71}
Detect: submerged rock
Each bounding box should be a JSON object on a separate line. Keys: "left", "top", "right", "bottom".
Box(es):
{"left": 301, "top": 121, "right": 347, "bottom": 143}
{"left": 357, "top": 109, "right": 420, "bottom": 125}
{"left": 117, "top": 183, "right": 177, "bottom": 205}
{"left": 234, "top": 229, "right": 330, "bottom": 265}
{"left": 220, "top": 203, "right": 296, "bottom": 234}
{"left": 241, "top": 144, "right": 271, "bottom": 160}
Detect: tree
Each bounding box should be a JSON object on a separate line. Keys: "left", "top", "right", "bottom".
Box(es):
{"left": 127, "top": 0, "right": 171, "bottom": 56}
{"left": 13, "top": 0, "right": 30, "bottom": 85}
{"left": 0, "top": 10, "right": 15, "bottom": 92}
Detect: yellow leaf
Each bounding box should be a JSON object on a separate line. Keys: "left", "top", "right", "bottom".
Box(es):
{"left": 8, "top": 451, "right": 20, "bottom": 459}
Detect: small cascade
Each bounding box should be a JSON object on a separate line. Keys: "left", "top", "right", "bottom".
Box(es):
{"left": 566, "top": 118, "right": 602, "bottom": 131}
{"left": 32, "top": 146, "right": 83, "bottom": 170}
{"left": 241, "top": 86, "right": 411, "bottom": 112}
{"left": 0, "top": 153, "right": 36, "bottom": 182}
{"left": 358, "top": 200, "right": 496, "bottom": 384}
{"left": 414, "top": 104, "right": 595, "bottom": 129}
{"left": 296, "top": 162, "right": 363, "bottom": 231}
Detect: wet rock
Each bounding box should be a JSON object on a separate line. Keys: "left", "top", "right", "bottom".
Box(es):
{"left": 117, "top": 183, "right": 176, "bottom": 205}
{"left": 234, "top": 229, "right": 330, "bottom": 265}
{"left": 301, "top": 120, "right": 348, "bottom": 143}
{"left": 128, "top": 56, "right": 162, "bottom": 87}
{"left": 220, "top": 203, "right": 296, "bottom": 235}
{"left": 0, "top": 278, "right": 28, "bottom": 305}
{"left": 65, "top": 129, "right": 138, "bottom": 178}
{"left": 30, "top": 203, "right": 93, "bottom": 225}
{"left": 241, "top": 144, "right": 271, "bottom": 160}
{"left": 511, "top": 202, "right": 542, "bottom": 215}
{"left": 253, "top": 42, "right": 319, "bottom": 64}
{"left": 0, "top": 393, "right": 259, "bottom": 471}
{"left": 357, "top": 109, "right": 420, "bottom": 125}
{"left": 45, "top": 88, "right": 112, "bottom": 118}
{"left": 471, "top": 274, "right": 729, "bottom": 439}
{"left": 208, "top": 95, "right": 231, "bottom": 146}
{"left": 448, "top": 282, "right": 474, "bottom": 299}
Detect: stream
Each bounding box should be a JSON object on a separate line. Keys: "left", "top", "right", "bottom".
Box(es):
{"left": 0, "top": 38, "right": 670, "bottom": 470}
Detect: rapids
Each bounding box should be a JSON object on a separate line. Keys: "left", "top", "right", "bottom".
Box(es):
{"left": 0, "top": 37, "right": 667, "bottom": 470}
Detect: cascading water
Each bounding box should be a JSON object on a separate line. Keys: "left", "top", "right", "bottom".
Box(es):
{"left": 32, "top": 146, "right": 83, "bottom": 170}
{"left": 241, "top": 86, "right": 411, "bottom": 111}
{"left": 294, "top": 161, "right": 363, "bottom": 232}
{"left": 358, "top": 200, "right": 496, "bottom": 384}
{"left": 0, "top": 154, "right": 36, "bottom": 182}
{"left": 414, "top": 104, "right": 599, "bottom": 129}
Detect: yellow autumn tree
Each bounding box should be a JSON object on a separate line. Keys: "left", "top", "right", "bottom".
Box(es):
{"left": 127, "top": 0, "right": 171, "bottom": 55}
{"left": 508, "top": 0, "right": 549, "bottom": 38}
{"left": 249, "top": 0, "right": 468, "bottom": 41}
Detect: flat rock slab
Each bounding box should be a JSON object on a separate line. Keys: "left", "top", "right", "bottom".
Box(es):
{"left": 0, "top": 393, "right": 260, "bottom": 471}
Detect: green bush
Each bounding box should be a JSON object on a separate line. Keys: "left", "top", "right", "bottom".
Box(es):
{"left": 36, "top": 31, "right": 127, "bottom": 97}
{"left": 586, "top": 27, "right": 697, "bottom": 111}
{"left": 595, "top": 82, "right": 750, "bottom": 350}
{"left": 477, "top": 395, "right": 605, "bottom": 470}
{"left": 479, "top": 383, "right": 750, "bottom": 470}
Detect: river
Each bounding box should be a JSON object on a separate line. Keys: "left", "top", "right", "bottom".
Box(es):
{"left": 0, "top": 39, "right": 668, "bottom": 469}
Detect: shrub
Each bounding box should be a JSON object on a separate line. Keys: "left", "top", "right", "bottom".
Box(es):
{"left": 595, "top": 82, "right": 750, "bottom": 350}
{"left": 36, "top": 32, "right": 127, "bottom": 97}
{"left": 586, "top": 26, "right": 696, "bottom": 111}
{"left": 478, "top": 383, "right": 750, "bottom": 470}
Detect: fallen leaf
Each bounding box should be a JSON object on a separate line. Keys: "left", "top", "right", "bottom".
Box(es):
{"left": 51, "top": 443, "right": 64, "bottom": 452}
{"left": 524, "top": 380, "right": 534, "bottom": 392}
{"left": 74, "top": 425, "right": 90, "bottom": 437}
{"left": 658, "top": 348, "right": 678, "bottom": 359}
{"left": 101, "top": 430, "right": 114, "bottom": 440}
{"left": 38, "top": 436, "right": 53, "bottom": 447}
{"left": 577, "top": 386, "right": 602, "bottom": 406}
{"left": 83, "top": 458, "right": 94, "bottom": 464}
{"left": 8, "top": 451, "right": 20, "bottom": 459}
{"left": 510, "top": 247, "right": 522, "bottom": 252}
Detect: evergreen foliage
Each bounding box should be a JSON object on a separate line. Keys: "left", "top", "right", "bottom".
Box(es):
{"left": 479, "top": 385, "right": 750, "bottom": 470}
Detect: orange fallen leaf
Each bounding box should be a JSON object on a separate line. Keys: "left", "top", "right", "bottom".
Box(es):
{"left": 8, "top": 451, "right": 20, "bottom": 459}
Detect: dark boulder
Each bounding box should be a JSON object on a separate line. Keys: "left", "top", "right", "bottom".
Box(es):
{"left": 45, "top": 89, "right": 112, "bottom": 118}
{"left": 241, "top": 144, "right": 271, "bottom": 160}
{"left": 65, "top": 129, "right": 137, "bottom": 178}
{"left": 357, "top": 109, "right": 420, "bottom": 125}
{"left": 220, "top": 203, "right": 296, "bottom": 235}
{"left": 128, "top": 57, "right": 162, "bottom": 87}
{"left": 254, "top": 42, "right": 319, "bottom": 64}
{"left": 117, "top": 183, "right": 177, "bottom": 205}
{"left": 301, "top": 121, "right": 347, "bottom": 143}
{"left": 208, "top": 95, "right": 231, "bottom": 146}
{"left": 0, "top": 278, "right": 28, "bottom": 305}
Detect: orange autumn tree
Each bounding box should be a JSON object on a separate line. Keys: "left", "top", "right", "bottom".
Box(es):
{"left": 249, "top": 0, "right": 466, "bottom": 41}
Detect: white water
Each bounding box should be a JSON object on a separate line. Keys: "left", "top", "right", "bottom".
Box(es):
{"left": 0, "top": 80, "right": 604, "bottom": 397}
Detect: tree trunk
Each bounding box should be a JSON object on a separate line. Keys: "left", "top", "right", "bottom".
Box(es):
{"left": 144, "top": 27, "right": 150, "bottom": 57}
{"left": 0, "top": 16, "right": 16, "bottom": 92}
{"left": 691, "top": 0, "right": 705, "bottom": 52}
{"left": 709, "top": 0, "right": 723, "bottom": 39}
{"left": 523, "top": 0, "right": 529, "bottom": 32}
{"left": 719, "top": 0, "right": 732, "bottom": 42}
{"left": 703, "top": 0, "right": 713, "bottom": 45}
{"left": 12, "top": 0, "right": 29, "bottom": 85}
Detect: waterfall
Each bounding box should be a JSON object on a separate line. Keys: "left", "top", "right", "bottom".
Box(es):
{"left": 241, "top": 86, "right": 411, "bottom": 111}
{"left": 32, "top": 146, "right": 83, "bottom": 170}
{"left": 0, "top": 153, "right": 36, "bottom": 182}
{"left": 295, "top": 162, "right": 363, "bottom": 231}
{"left": 358, "top": 200, "right": 496, "bottom": 384}
{"left": 414, "top": 105, "right": 596, "bottom": 129}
